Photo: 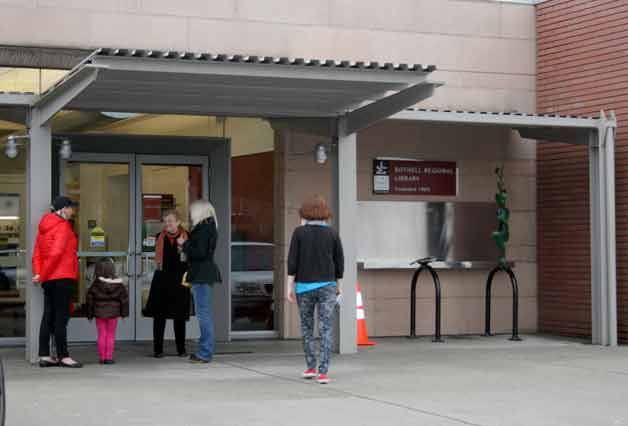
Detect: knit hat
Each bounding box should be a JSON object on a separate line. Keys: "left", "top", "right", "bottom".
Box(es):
{"left": 51, "top": 196, "right": 78, "bottom": 212}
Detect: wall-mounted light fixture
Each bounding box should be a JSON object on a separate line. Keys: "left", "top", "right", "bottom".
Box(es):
{"left": 2, "top": 135, "right": 73, "bottom": 160}
{"left": 59, "top": 139, "right": 72, "bottom": 160}
{"left": 3, "top": 135, "right": 27, "bottom": 159}
{"left": 291, "top": 142, "right": 336, "bottom": 165}
{"left": 314, "top": 143, "right": 328, "bottom": 165}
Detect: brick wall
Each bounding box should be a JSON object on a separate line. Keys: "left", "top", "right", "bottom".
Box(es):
{"left": 536, "top": 0, "right": 628, "bottom": 341}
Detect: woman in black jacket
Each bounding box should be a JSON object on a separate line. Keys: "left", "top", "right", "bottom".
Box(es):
{"left": 287, "top": 195, "right": 344, "bottom": 384}
{"left": 143, "top": 210, "right": 191, "bottom": 358}
{"left": 178, "top": 200, "right": 221, "bottom": 364}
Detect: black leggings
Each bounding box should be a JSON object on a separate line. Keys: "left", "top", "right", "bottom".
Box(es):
{"left": 38, "top": 279, "right": 73, "bottom": 359}
{"left": 153, "top": 317, "right": 186, "bottom": 355}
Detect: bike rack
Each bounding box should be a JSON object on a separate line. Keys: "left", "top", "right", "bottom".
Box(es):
{"left": 484, "top": 264, "right": 521, "bottom": 341}
{"left": 409, "top": 257, "right": 443, "bottom": 342}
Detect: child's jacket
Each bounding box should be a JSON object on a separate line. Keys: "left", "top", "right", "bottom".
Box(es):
{"left": 86, "top": 277, "right": 129, "bottom": 320}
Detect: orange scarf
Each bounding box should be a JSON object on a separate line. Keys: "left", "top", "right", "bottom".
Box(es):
{"left": 155, "top": 227, "right": 189, "bottom": 270}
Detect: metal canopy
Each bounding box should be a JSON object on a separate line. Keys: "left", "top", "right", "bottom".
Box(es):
{"left": 33, "top": 48, "right": 439, "bottom": 127}
{"left": 391, "top": 108, "right": 608, "bottom": 144}
{"left": 0, "top": 91, "right": 35, "bottom": 124}
{"left": 391, "top": 107, "right": 619, "bottom": 347}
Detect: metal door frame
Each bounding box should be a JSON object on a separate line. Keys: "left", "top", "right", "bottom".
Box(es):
{"left": 59, "top": 152, "right": 137, "bottom": 342}
{"left": 134, "top": 155, "right": 210, "bottom": 341}
{"left": 55, "top": 134, "right": 233, "bottom": 344}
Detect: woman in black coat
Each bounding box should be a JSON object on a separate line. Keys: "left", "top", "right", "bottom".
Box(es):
{"left": 178, "top": 200, "right": 221, "bottom": 364}
{"left": 143, "top": 210, "right": 191, "bottom": 357}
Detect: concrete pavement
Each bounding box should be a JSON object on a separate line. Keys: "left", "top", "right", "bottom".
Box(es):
{"left": 3, "top": 335, "right": 628, "bottom": 426}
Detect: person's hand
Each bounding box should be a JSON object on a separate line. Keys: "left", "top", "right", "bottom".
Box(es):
{"left": 32, "top": 274, "right": 40, "bottom": 284}
{"left": 287, "top": 289, "right": 297, "bottom": 304}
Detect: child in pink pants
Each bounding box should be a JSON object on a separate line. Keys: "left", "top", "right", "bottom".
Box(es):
{"left": 86, "top": 258, "right": 129, "bottom": 364}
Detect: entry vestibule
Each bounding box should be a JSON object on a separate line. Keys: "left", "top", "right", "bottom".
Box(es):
{"left": 55, "top": 135, "right": 230, "bottom": 344}
{"left": 18, "top": 48, "right": 440, "bottom": 362}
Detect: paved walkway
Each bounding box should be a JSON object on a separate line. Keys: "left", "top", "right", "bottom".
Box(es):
{"left": 3, "top": 335, "right": 628, "bottom": 426}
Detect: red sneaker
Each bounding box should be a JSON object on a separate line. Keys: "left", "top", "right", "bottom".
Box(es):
{"left": 302, "top": 368, "right": 317, "bottom": 379}
{"left": 317, "top": 373, "right": 330, "bottom": 384}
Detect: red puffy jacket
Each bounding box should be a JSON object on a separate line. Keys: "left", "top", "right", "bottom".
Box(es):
{"left": 32, "top": 213, "right": 78, "bottom": 283}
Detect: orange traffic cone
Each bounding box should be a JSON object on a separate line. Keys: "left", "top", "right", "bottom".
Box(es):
{"left": 356, "top": 282, "right": 376, "bottom": 346}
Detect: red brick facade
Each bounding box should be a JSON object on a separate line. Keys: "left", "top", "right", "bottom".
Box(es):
{"left": 537, "top": 0, "right": 628, "bottom": 341}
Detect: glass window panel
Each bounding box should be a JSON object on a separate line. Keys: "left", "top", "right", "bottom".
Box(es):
{"left": 229, "top": 118, "right": 276, "bottom": 332}
{"left": 0, "top": 153, "right": 27, "bottom": 337}
{"left": 63, "top": 162, "right": 131, "bottom": 318}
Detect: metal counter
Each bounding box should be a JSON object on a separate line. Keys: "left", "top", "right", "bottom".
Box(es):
{"left": 358, "top": 259, "right": 514, "bottom": 270}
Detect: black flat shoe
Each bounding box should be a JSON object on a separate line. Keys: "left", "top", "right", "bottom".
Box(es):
{"left": 189, "top": 354, "right": 210, "bottom": 364}
{"left": 39, "top": 359, "right": 59, "bottom": 368}
{"left": 178, "top": 351, "right": 188, "bottom": 357}
{"left": 104, "top": 360, "right": 115, "bottom": 365}
{"left": 60, "top": 359, "right": 83, "bottom": 368}
{"left": 154, "top": 353, "right": 164, "bottom": 359}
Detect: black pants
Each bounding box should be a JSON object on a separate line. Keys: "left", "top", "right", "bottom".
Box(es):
{"left": 38, "top": 279, "right": 73, "bottom": 359}
{"left": 153, "top": 317, "right": 186, "bottom": 355}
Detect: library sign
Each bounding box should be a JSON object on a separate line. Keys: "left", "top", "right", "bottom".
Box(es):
{"left": 373, "top": 159, "right": 457, "bottom": 196}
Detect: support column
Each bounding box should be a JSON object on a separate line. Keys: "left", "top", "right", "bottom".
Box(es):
{"left": 210, "top": 139, "right": 231, "bottom": 342}
{"left": 604, "top": 124, "right": 617, "bottom": 346}
{"left": 333, "top": 118, "right": 357, "bottom": 354}
{"left": 589, "top": 123, "right": 618, "bottom": 346}
{"left": 25, "top": 111, "right": 52, "bottom": 362}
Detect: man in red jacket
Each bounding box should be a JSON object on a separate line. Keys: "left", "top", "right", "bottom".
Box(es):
{"left": 33, "top": 196, "right": 82, "bottom": 368}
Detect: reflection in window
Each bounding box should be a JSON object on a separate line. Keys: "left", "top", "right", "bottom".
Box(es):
{"left": 0, "top": 153, "right": 27, "bottom": 337}
{"left": 229, "top": 118, "right": 276, "bottom": 332}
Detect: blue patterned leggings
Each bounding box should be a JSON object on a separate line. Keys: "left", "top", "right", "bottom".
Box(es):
{"left": 296, "top": 285, "right": 337, "bottom": 374}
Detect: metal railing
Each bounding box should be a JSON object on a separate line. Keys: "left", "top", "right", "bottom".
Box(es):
{"left": 409, "top": 257, "right": 443, "bottom": 343}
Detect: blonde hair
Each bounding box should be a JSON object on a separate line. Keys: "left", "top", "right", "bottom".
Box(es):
{"left": 190, "top": 200, "right": 218, "bottom": 228}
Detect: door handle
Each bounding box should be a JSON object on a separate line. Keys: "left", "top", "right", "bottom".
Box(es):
{"left": 125, "top": 252, "right": 136, "bottom": 278}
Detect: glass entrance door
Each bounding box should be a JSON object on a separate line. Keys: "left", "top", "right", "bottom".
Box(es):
{"left": 60, "top": 154, "right": 209, "bottom": 342}
{"left": 61, "top": 155, "right": 135, "bottom": 341}
{"left": 135, "top": 156, "right": 209, "bottom": 341}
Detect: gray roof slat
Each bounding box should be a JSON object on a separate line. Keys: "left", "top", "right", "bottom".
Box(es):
{"left": 87, "top": 46, "right": 436, "bottom": 73}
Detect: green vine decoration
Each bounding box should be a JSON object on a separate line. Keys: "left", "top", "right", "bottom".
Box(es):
{"left": 491, "top": 166, "right": 509, "bottom": 269}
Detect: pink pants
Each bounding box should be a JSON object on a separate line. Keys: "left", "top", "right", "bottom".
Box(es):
{"left": 96, "top": 318, "right": 118, "bottom": 361}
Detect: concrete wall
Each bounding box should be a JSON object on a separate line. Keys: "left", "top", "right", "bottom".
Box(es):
{"left": 277, "top": 120, "right": 537, "bottom": 338}
{"left": 1, "top": 0, "right": 535, "bottom": 112}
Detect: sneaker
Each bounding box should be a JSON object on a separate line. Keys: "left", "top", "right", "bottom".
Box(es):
{"left": 302, "top": 368, "right": 317, "bottom": 379}
{"left": 189, "top": 354, "right": 210, "bottom": 364}
{"left": 316, "top": 373, "right": 331, "bottom": 384}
